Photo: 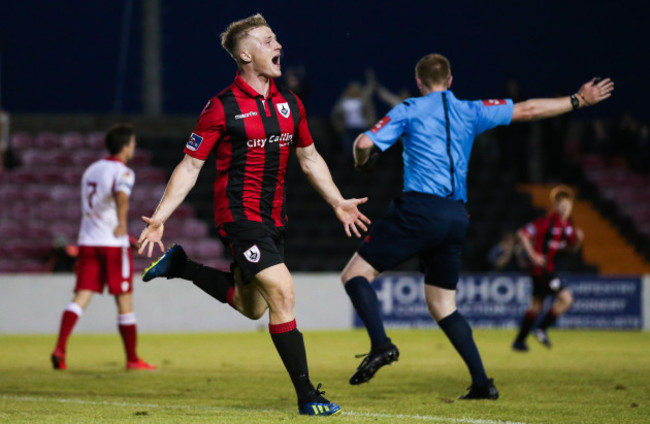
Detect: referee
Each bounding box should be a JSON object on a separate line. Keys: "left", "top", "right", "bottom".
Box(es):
{"left": 341, "top": 53, "right": 613, "bottom": 398}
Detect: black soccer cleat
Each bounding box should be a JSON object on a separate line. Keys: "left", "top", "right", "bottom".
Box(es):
{"left": 142, "top": 244, "right": 187, "bottom": 282}
{"left": 458, "top": 378, "right": 499, "bottom": 400}
{"left": 349, "top": 340, "right": 399, "bottom": 385}
{"left": 511, "top": 340, "right": 529, "bottom": 352}
{"left": 534, "top": 329, "right": 552, "bottom": 348}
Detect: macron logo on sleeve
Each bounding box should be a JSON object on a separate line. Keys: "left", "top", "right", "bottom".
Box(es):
{"left": 370, "top": 116, "right": 391, "bottom": 133}
{"left": 482, "top": 99, "right": 507, "bottom": 106}
{"left": 186, "top": 133, "right": 204, "bottom": 151}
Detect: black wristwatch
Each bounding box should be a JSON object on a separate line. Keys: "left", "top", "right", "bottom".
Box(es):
{"left": 570, "top": 94, "right": 580, "bottom": 111}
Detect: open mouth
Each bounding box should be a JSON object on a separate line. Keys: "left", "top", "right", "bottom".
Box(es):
{"left": 272, "top": 54, "right": 281, "bottom": 66}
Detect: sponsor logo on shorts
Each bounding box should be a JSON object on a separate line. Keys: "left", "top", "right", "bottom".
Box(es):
{"left": 482, "top": 99, "right": 507, "bottom": 106}
{"left": 276, "top": 102, "right": 291, "bottom": 118}
{"left": 235, "top": 111, "right": 259, "bottom": 120}
{"left": 121, "top": 281, "right": 130, "bottom": 292}
{"left": 186, "top": 133, "right": 203, "bottom": 151}
{"left": 370, "top": 116, "right": 391, "bottom": 133}
{"left": 243, "top": 244, "right": 261, "bottom": 263}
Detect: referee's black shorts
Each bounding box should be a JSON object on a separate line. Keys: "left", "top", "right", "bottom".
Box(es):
{"left": 358, "top": 192, "right": 468, "bottom": 290}
{"left": 218, "top": 221, "right": 285, "bottom": 284}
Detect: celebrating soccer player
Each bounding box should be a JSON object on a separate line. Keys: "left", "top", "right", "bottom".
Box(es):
{"left": 137, "top": 14, "right": 369, "bottom": 416}
{"left": 512, "top": 185, "right": 584, "bottom": 351}
{"left": 341, "top": 53, "right": 613, "bottom": 399}
{"left": 51, "top": 124, "right": 155, "bottom": 371}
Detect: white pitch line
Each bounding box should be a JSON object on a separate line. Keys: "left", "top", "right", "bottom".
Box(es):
{"left": 1, "top": 394, "right": 527, "bottom": 424}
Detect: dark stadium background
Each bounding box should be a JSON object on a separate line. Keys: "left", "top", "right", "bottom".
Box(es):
{"left": 0, "top": 0, "right": 646, "bottom": 119}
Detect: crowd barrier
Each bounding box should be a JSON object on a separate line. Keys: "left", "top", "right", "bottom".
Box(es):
{"left": 1, "top": 273, "right": 648, "bottom": 333}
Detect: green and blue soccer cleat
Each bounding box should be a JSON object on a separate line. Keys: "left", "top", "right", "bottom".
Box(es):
{"left": 142, "top": 244, "right": 187, "bottom": 282}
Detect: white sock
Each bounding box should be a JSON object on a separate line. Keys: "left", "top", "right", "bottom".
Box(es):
{"left": 64, "top": 302, "right": 83, "bottom": 317}
{"left": 118, "top": 312, "right": 137, "bottom": 326}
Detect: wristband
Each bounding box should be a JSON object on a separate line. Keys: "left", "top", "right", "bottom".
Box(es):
{"left": 570, "top": 94, "right": 580, "bottom": 111}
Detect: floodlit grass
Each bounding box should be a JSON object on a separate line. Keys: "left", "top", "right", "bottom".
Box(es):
{"left": 0, "top": 329, "right": 648, "bottom": 423}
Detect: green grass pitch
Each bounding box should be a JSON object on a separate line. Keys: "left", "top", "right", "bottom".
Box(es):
{"left": 1, "top": 329, "right": 648, "bottom": 423}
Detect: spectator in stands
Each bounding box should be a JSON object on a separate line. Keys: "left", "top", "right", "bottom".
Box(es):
{"left": 283, "top": 65, "right": 311, "bottom": 105}
{"left": 512, "top": 185, "right": 584, "bottom": 352}
{"left": 487, "top": 232, "right": 527, "bottom": 272}
{"left": 376, "top": 84, "right": 412, "bottom": 109}
{"left": 332, "top": 70, "right": 377, "bottom": 157}
{"left": 51, "top": 123, "right": 155, "bottom": 371}
{"left": 46, "top": 235, "right": 79, "bottom": 273}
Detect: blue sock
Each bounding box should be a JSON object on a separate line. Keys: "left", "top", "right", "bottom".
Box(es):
{"left": 437, "top": 310, "right": 488, "bottom": 386}
{"left": 345, "top": 276, "right": 389, "bottom": 349}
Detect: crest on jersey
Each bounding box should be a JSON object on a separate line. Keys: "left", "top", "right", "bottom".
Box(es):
{"left": 186, "top": 133, "right": 203, "bottom": 151}
{"left": 243, "top": 244, "right": 261, "bottom": 263}
{"left": 276, "top": 102, "right": 291, "bottom": 118}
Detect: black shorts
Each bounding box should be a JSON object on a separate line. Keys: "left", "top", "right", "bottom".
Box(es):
{"left": 531, "top": 272, "right": 566, "bottom": 298}
{"left": 358, "top": 192, "right": 468, "bottom": 290}
{"left": 218, "top": 221, "right": 285, "bottom": 284}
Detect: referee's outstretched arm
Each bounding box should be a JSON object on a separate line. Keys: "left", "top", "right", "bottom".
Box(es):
{"left": 511, "top": 77, "right": 614, "bottom": 121}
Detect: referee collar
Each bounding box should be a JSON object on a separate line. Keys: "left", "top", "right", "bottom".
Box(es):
{"left": 234, "top": 71, "right": 279, "bottom": 99}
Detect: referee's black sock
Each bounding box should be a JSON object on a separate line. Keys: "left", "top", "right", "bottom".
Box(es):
{"left": 438, "top": 310, "right": 488, "bottom": 387}
{"left": 185, "top": 262, "right": 234, "bottom": 304}
{"left": 345, "top": 276, "right": 389, "bottom": 350}
{"left": 269, "top": 320, "right": 314, "bottom": 407}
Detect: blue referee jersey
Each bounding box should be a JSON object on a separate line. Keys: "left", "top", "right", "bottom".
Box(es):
{"left": 365, "top": 90, "right": 513, "bottom": 203}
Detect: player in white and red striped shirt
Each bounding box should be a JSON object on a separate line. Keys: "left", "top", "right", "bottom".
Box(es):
{"left": 51, "top": 124, "right": 155, "bottom": 371}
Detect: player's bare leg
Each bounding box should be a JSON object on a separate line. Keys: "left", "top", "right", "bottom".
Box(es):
{"left": 342, "top": 253, "right": 398, "bottom": 385}
{"left": 514, "top": 297, "right": 544, "bottom": 351}
{"left": 252, "top": 264, "right": 339, "bottom": 415}
{"left": 116, "top": 293, "right": 155, "bottom": 370}
{"left": 425, "top": 285, "right": 498, "bottom": 400}
{"left": 535, "top": 289, "right": 574, "bottom": 348}
{"left": 51, "top": 290, "right": 94, "bottom": 370}
{"left": 225, "top": 265, "right": 267, "bottom": 319}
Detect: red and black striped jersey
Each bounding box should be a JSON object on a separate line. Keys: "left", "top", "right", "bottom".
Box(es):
{"left": 184, "top": 73, "right": 313, "bottom": 228}
{"left": 521, "top": 212, "right": 577, "bottom": 275}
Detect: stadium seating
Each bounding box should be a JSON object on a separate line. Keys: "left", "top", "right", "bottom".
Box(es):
{"left": 577, "top": 153, "right": 650, "bottom": 263}
{"left": 0, "top": 131, "right": 229, "bottom": 273}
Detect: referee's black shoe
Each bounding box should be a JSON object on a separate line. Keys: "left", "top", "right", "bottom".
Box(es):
{"left": 349, "top": 340, "right": 399, "bottom": 385}
{"left": 458, "top": 378, "right": 499, "bottom": 400}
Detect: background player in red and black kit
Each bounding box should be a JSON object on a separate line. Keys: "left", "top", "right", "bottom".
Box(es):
{"left": 512, "top": 185, "right": 584, "bottom": 351}
{"left": 138, "top": 14, "right": 369, "bottom": 416}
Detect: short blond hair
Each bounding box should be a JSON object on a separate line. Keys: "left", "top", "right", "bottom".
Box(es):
{"left": 550, "top": 184, "right": 575, "bottom": 203}
{"left": 415, "top": 54, "right": 451, "bottom": 88}
{"left": 220, "top": 13, "right": 269, "bottom": 62}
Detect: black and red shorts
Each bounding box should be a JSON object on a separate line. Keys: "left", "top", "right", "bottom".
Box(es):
{"left": 531, "top": 272, "right": 566, "bottom": 298}
{"left": 218, "top": 221, "right": 285, "bottom": 283}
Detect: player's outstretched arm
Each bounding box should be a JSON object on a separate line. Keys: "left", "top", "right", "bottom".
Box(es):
{"left": 138, "top": 154, "right": 205, "bottom": 257}
{"left": 512, "top": 77, "right": 614, "bottom": 122}
{"left": 296, "top": 144, "right": 371, "bottom": 238}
